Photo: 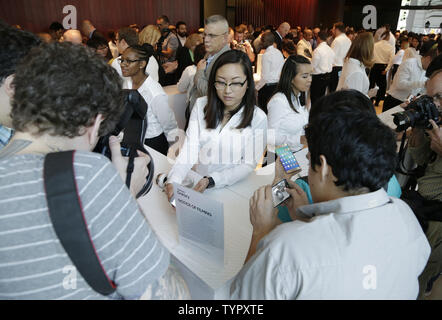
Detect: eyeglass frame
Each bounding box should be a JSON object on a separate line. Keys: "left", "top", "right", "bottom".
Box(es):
{"left": 214, "top": 79, "right": 247, "bottom": 91}
{"left": 119, "top": 58, "right": 142, "bottom": 65}
{"left": 203, "top": 31, "right": 228, "bottom": 39}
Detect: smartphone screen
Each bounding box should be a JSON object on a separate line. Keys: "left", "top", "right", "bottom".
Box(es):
{"left": 275, "top": 145, "right": 301, "bottom": 174}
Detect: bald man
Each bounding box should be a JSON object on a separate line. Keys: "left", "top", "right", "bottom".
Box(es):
{"left": 297, "top": 29, "right": 313, "bottom": 60}
{"left": 273, "top": 22, "right": 290, "bottom": 51}
{"left": 63, "top": 29, "right": 83, "bottom": 45}
{"left": 80, "top": 20, "right": 104, "bottom": 40}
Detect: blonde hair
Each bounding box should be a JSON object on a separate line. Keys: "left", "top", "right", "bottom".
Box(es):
{"left": 138, "top": 25, "right": 161, "bottom": 46}
{"left": 346, "top": 32, "right": 374, "bottom": 68}
{"left": 184, "top": 33, "right": 203, "bottom": 50}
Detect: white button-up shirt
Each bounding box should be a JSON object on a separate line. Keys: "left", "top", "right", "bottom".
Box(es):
{"left": 386, "top": 49, "right": 405, "bottom": 72}
{"left": 312, "top": 42, "right": 335, "bottom": 75}
{"left": 256, "top": 45, "right": 285, "bottom": 90}
{"left": 387, "top": 57, "right": 427, "bottom": 102}
{"left": 167, "top": 96, "right": 267, "bottom": 188}
{"left": 123, "top": 77, "right": 178, "bottom": 142}
{"left": 177, "top": 65, "right": 197, "bottom": 102}
{"left": 230, "top": 189, "right": 430, "bottom": 299}
{"left": 336, "top": 58, "right": 370, "bottom": 96}
{"left": 267, "top": 92, "right": 309, "bottom": 152}
{"left": 297, "top": 39, "right": 313, "bottom": 61}
{"left": 331, "top": 33, "right": 352, "bottom": 67}
{"left": 373, "top": 40, "right": 395, "bottom": 65}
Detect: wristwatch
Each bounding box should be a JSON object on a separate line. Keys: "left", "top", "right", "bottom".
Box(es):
{"left": 204, "top": 176, "right": 215, "bottom": 189}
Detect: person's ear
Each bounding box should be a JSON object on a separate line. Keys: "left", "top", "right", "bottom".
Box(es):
{"left": 318, "top": 154, "right": 331, "bottom": 183}
{"left": 3, "top": 75, "right": 15, "bottom": 98}
{"left": 140, "top": 60, "right": 147, "bottom": 70}
{"left": 88, "top": 114, "right": 103, "bottom": 147}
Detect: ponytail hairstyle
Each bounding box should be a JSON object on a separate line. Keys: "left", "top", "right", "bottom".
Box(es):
{"left": 127, "top": 43, "right": 154, "bottom": 72}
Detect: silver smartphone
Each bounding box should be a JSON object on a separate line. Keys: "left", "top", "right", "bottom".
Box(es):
{"left": 272, "top": 179, "right": 291, "bottom": 207}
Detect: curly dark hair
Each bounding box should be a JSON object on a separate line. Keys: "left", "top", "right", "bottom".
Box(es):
{"left": 306, "top": 91, "right": 397, "bottom": 193}
{"left": 11, "top": 42, "right": 124, "bottom": 138}
{"left": 0, "top": 24, "right": 41, "bottom": 82}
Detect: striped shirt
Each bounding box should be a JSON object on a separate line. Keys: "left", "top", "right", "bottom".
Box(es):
{"left": 0, "top": 150, "right": 169, "bottom": 300}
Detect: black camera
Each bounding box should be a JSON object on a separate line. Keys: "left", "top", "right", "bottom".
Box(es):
{"left": 94, "top": 89, "right": 154, "bottom": 198}
{"left": 392, "top": 95, "right": 441, "bottom": 132}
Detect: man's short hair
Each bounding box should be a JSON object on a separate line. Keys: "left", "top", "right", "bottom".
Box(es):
{"left": 158, "top": 15, "right": 170, "bottom": 24}
{"left": 176, "top": 21, "right": 186, "bottom": 29}
{"left": 333, "top": 22, "right": 346, "bottom": 33}
{"left": 261, "top": 31, "right": 275, "bottom": 49}
{"left": 204, "top": 15, "right": 229, "bottom": 31}
{"left": 426, "top": 53, "right": 442, "bottom": 78}
{"left": 117, "top": 27, "right": 139, "bottom": 47}
{"left": 318, "top": 31, "right": 328, "bottom": 41}
{"left": 0, "top": 25, "right": 41, "bottom": 82}
{"left": 306, "top": 90, "right": 397, "bottom": 193}
{"left": 49, "top": 22, "right": 64, "bottom": 31}
{"left": 11, "top": 42, "right": 124, "bottom": 138}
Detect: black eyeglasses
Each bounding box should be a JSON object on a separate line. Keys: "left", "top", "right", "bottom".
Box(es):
{"left": 119, "top": 59, "right": 141, "bottom": 65}
{"left": 214, "top": 79, "right": 247, "bottom": 91}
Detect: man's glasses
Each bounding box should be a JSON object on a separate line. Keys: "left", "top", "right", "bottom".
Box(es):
{"left": 214, "top": 79, "right": 247, "bottom": 91}
{"left": 203, "top": 32, "right": 227, "bottom": 39}
{"left": 119, "top": 59, "right": 141, "bottom": 65}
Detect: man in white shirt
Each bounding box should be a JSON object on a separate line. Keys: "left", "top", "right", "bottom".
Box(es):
{"left": 310, "top": 31, "right": 335, "bottom": 105}
{"left": 111, "top": 27, "right": 159, "bottom": 82}
{"left": 256, "top": 31, "right": 285, "bottom": 113}
{"left": 369, "top": 32, "right": 395, "bottom": 106}
{"left": 329, "top": 22, "right": 352, "bottom": 92}
{"left": 374, "top": 25, "right": 396, "bottom": 49}
{"left": 297, "top": 29, "right": 313, "bottom": 60}
{"left": 230, "top": 91, "right": 430, "bottom": 300}
{"left": 383, "top": 47, "right": 437, "bottom": 111}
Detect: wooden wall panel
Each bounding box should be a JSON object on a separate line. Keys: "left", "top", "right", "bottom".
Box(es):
{"left": 0, "top": 0, "right": 201, "bottom": 34}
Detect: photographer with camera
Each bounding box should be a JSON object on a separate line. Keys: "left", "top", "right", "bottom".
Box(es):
{"left": 383, "top": 45, "right": 438, "bottom": 112}
{"left": 0, "top": 42, "right": 189, "bottom": 300}
{"left": 400, "top": 69, "right": 442, "bottom": 298}
{"left": 230, "top": 91, "right": 430, "bottom": 299}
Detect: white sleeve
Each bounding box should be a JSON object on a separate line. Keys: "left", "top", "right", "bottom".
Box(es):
{"left": 150, "top": 94, "right": 179, "bottom": 143}
{"left": 145, "top": 57, "right": 159, "bottom": 82}
{"left": 177, "top": 67, "right": 192, "bottom": 93}
{"left": 210, "top": 115, "right": 267, "bottom": 188}
{"left": 311, "top": 49, "right": 321, "bottom": 72}
{"left": 167, "top": 104, "right": 201, "bottom": 185}
{"left": 256, "top": 52, "right": 270, "bottom": 90}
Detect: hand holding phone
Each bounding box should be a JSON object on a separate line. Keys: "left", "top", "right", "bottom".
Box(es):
{"left": 275, "top": 145, "right": 301, "bottom": 174}
{"left": 271, "top": 179, "right": 291, "bottom": 207}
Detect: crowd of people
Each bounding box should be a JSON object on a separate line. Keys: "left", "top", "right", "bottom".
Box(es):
{"left": 1, "top": 13, "right": 442, "bottom": 300}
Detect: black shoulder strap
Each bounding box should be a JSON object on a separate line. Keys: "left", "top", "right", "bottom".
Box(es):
{"left": 43, "top": 151, "right": 116, "bottom": 296}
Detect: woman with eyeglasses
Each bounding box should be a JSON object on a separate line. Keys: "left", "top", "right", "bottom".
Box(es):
{"left": 267, "top": 55, "right": 312, "bottom": 153}
{"left": 165, "top": 50, "right": 267, "bottom": 199}
{"left": 121, "top": 44, "right": 178, "bottom": 155}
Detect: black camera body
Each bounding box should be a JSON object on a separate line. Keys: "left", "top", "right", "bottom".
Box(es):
{"left": 392, "top": 95, "right": 441, "bottom": 132}
{"left": 94, "top": 89, "right": 154, "bottom": 198}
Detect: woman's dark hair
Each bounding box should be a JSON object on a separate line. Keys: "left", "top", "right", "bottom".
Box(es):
{"left": 127, "top": 43, "right": 154, "bottom": 72}
{"left": 274, "top": 54, "right": 311, "bottom": 113}
{"left": 281, "top": 39, "right": 296, "bottom": 55}
{"left": 205, "top": 50, "right": 256, "bottom": 129}
{"left": 306, "top": 90, "right": 397, "bottom": 192}
{"left": 193, "top": 43, "right": 206, "bottom": 66}
{"left": 86, "top": 36, "right": 112, "bottom": 60}
{"left": 12, "top": 42, "right": 124, "bottom": 138}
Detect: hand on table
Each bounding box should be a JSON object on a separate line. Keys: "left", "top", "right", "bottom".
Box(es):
{"left": 193, "top": 178, "right": 209, "bottom": 193}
